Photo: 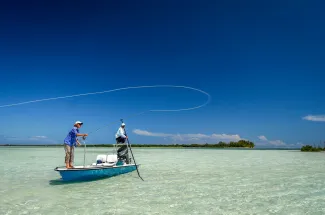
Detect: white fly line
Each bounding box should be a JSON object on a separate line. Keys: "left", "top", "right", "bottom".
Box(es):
{"left": 0, "top": 85, "right": 211, "bottom": 111}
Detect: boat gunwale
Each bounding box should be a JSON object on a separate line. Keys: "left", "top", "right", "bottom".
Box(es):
{"left": 54, "top": 164, "right": 139, "bottom": 172}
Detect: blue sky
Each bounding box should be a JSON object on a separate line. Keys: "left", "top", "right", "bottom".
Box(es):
{"left": 0, "top": 0, "right": 325, "bottom": 147}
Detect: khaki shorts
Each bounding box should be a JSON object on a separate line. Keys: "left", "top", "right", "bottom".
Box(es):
{"left": 64, "top": 144, "right": 74, "bottom": 164}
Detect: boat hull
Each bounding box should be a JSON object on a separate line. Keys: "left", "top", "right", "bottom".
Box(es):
{"left": 54, "top": 164, "right": 137, "bottom": 181}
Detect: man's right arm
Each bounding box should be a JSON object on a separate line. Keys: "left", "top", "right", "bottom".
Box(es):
{"left": 72, "top": 128, "right": 88, "bottom": 137}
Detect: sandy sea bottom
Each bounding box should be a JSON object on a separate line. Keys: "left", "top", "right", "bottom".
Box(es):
{"left": 1, "top": 147, "right": 325, "bottom": 215}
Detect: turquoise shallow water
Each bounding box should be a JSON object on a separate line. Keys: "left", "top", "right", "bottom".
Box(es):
{"left": 1, "top": 147, "right": 325, "bottom": 215}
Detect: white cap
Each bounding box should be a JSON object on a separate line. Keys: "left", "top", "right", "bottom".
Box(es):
{"left": 121, "top": 123, "right": 125, "bottom": 126}
{"left": 75, "top": 121, "right": 83, "bottom": 125}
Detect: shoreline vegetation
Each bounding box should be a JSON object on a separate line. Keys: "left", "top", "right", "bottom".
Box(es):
{"left": 0, "top": 140, "right": 255, "bottom": 148}
{"left": 300, "top": 145, "right": 325, "bottom": 152}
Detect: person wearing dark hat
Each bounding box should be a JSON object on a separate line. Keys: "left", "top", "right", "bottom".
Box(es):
{"left": 64, "top": 121, "right": 88, "bottom": 169}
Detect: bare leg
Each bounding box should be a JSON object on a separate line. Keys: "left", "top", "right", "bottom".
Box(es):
{"left": 69, "top": 146, "right": 74, "bottom": 168}
{"left": 64, "top": 144, "right": 72, "bottom": 168}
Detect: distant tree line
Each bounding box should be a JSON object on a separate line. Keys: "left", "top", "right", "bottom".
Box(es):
{"left": 70, "top": 139, "right": 255, "bottom": 148}
{"left": 209, "top": 140, "right": 255, "bottom": 148}
{"left": 301, "top": 145, "right": 325, "bottom": 152}
{"left": 0, "top": 140, "right": 255, "bottom": 148}
{"left": 83, "top": 139, "right": 255, "bottom": 148}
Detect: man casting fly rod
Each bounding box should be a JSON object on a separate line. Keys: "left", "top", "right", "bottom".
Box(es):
{"left": 63, "top": 121, "right": 130, "bottom": 168}
{"left": 63, "top": 121, "right": 88, "bottom": 169}
{"left": 62, "top": 120, "right": 143, "bottom": 180}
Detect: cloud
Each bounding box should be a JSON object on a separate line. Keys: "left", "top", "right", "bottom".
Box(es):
{"left": 0, "top": 135, "right": 46, "bottom": 141}
{"left": 133, "top": 130, "right": 293, "bottom": 148}
{"left": 211, "top": 134, "right": 241, "bottom": 141}
{"left": 133, "top": 129, "right": 170, "bottom": 137}
{"left": 302, "top": 115, "right": 325, "bottom": 122}
{"left": 133, "top": 129, "right": 242, "bottom": 142}
{"left": 29, "top": 136, "right": 48, "bottom": 140}
{"left": 258, "top": 135, "right": 268, "bottom": 141}
{"left": 2, "top": 135, "right": 18, "bottom": 139}
{"left": 269, "top": 140, "right": 286, "bottom": 146}
{"left": 258, "top": 135, "right": 286, "bottom": 146}
{"left": 0, "top": 134, "right": 58, "bottom": 144}
{"left": 27, "top": 135, "right": 58, "bottom": 144}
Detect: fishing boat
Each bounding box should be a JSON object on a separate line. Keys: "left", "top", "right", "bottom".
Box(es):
{"left": 54, "top": 155, "right": 138, "bottom": 181}
{"left": 55, "top": 119, "right": 144, "bottom": 182}
{"left": 54, "top": 141, "right": 141, "bottom": 181}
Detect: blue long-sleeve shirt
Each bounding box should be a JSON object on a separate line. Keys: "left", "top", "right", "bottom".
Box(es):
{"left": 64, "top": 127, "right": 79, "bottom": 146}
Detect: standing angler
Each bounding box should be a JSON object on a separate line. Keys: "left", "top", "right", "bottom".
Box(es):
{"left": 115, "top": 123, "right": 127, "bottom": 144}
{"left": 115, "top": 123, "right": 130, "bottom": 164}
{"left": 64, "top": 121, "right": 88, "bottom": 168}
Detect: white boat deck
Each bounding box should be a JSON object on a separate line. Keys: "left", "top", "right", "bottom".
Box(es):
{"left": 55, "top": 163, "right": 136, "bottom": 171}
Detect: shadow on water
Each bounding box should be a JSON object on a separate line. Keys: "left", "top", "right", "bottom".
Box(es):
{"left": 49, "top": 177, "right": 112, "bottom": 185}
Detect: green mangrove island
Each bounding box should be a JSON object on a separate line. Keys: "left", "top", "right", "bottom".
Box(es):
{"left": 300, "top": 145, "right": 325, "bottom": 152}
